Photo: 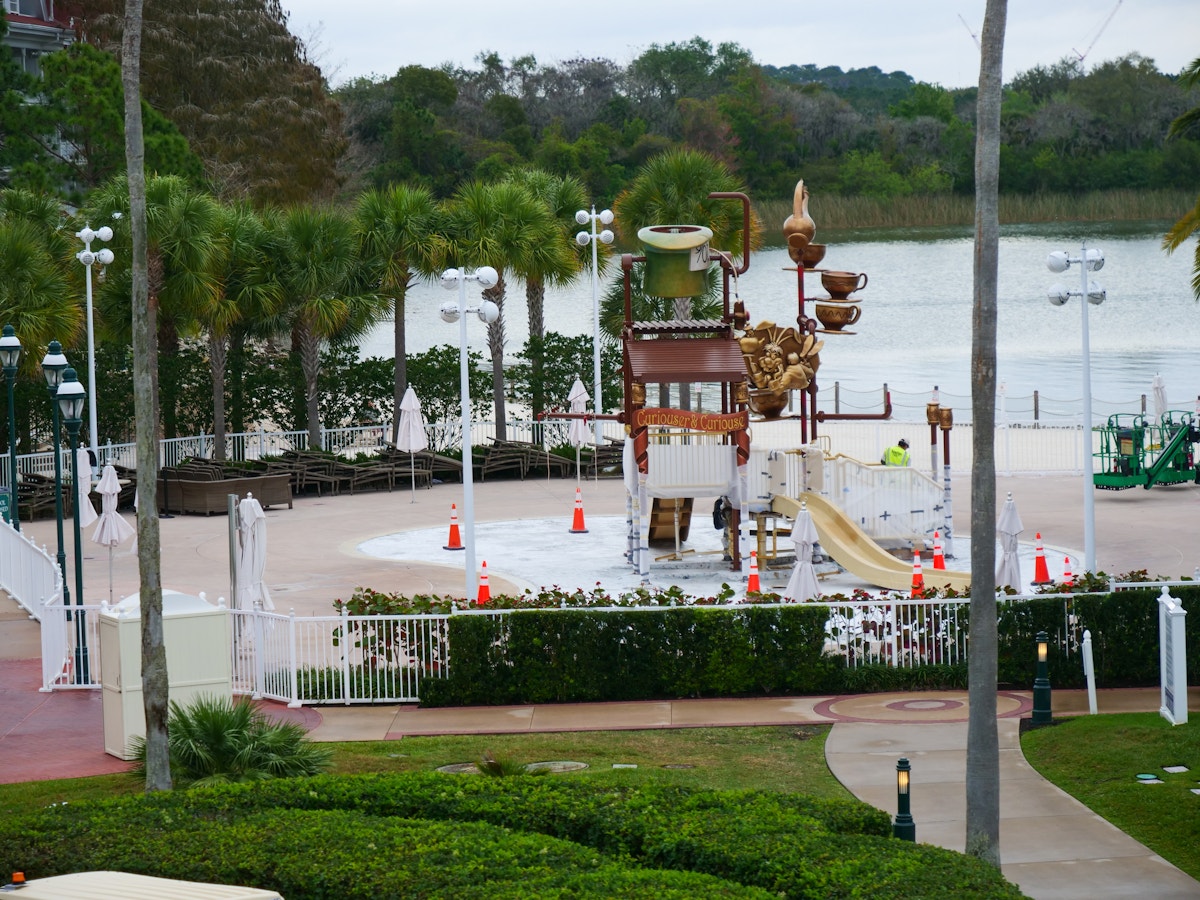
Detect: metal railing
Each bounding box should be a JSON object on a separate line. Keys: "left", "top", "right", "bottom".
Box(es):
{"left": 30, "top": 584, "right": 1106, "bottom": 699}
{"left": 0, "top": 519, "right": 62, "bottom": 622}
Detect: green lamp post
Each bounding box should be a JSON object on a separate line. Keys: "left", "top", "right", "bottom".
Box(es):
{"left": 58, "top": 367, "right": 89, "bottom": 684}
{"left": 1032, "top": 631, "right": 1052, "bottom": 725}
{"left": 893, "top": 757, "right": 916, "bottom": 841}
{"left": 1, "top": 324, "right": 22, "bottom": 532}
{"left": 41, "top": 342, "right": 71, "bottom": 608}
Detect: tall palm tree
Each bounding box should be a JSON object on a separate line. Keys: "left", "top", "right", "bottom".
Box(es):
{"left": 0, "top": 217, "right": 80, "bottom": 359}
{"left": 353, "top": 185, "right": 446, "bottom": 444}
{"left": 444, "top": 180, "right": 565, "bottom": 441}
{"left": 83, "top": 175, "right": 223, "bottom": 438}
{"left": 274, "top": 205, "right": 385, "bottom": 448}
{"left": 614, "top": 149, "right": 761, "bottom": 408}
{"left": 966, "top": 0, "right": 1008, "bottom": 868}
{"left": 1163, "top": 57, "right": 1200, "bottom": 300}
{"left": 503, "top": 169, "right": 587, "bottom": 421}
{"left": 201, "top": 203, "right": 283, "bottom": 459}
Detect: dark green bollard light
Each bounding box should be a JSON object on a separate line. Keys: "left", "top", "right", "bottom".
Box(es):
{"left": 893, "top": 756, "right": 915, "bottom": 841}
{"left": 1032, "top": 630, "right": 1052, "bottom": 725}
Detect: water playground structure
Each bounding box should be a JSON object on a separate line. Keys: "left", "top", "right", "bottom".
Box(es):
{"left": 613, "top": 181, "right": 971, "bottom": 593}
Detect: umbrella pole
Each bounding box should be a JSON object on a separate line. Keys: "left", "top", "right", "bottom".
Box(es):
{"left": 410, "top": 450, "right": 416, "bottom": 503}
{"left": 108, "top": 545, "right": 114, "bottom": 605}
{"left": 575, "top": 445, "right": 581, "bottom": 485}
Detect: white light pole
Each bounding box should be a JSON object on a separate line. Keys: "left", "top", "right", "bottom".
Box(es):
{"left": 439, "top": 265, "right": 500, "bottom": 600}
{"left": 1047, "top": 242, "right": 1106, "bottom": 574}
{"left": 575, "top": 207, "right": 614, "bottom": 449}
{"left": 75, "top": 225, "right": 114, "bottom": 478}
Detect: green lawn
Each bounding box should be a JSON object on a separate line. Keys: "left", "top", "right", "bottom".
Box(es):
{"left": 1021, "top": 712, "right": 1200, "bottom": 880}
{"left": 0, "top": 725, "right": 846, "bottom": 817}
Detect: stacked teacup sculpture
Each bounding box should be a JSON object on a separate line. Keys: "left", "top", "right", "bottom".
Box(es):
{"left": 783, "top": 180, "right": 868, "bottom": 333}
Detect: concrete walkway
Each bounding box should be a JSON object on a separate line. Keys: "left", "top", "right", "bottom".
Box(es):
{"left": 3, "top": 472, "right": 1200, "bottom": 898}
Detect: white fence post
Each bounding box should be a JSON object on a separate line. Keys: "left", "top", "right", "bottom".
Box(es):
{"left": 1157, "top": 587, "right": 1188, "bottom": 725}
{"left": 1082, "top": 629, "right": 1097, "bottom": 715}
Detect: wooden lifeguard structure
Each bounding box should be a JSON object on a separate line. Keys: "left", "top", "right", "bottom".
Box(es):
{"left": 620, "top": 192, "right": 754, "bottom": 577}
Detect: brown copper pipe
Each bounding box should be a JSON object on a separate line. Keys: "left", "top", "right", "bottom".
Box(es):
{"left": 706, "top": 191, "right": 751, "bottom": 273}
{"left": 815, "top": 391, "right": 893, "bottom": 422}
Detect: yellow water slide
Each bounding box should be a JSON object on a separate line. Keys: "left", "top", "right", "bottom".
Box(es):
{"left": 770, "top": 492, "right": 972, "bottom": 592}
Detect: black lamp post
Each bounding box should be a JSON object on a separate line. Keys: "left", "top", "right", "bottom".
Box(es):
{"left": 1, "top": 324, "right": 22, "bottom": 532}
{"left": 58, "top": 367, "right": 89, "bottom": 684}
{"left": 41, "top": 342, "right": 71, "bottom": 608}
{"left": 893, "top": 757, "right": 916, "bottom": 841}
{"left": 1032, "top": 630, "right": 1052, "bottom": 725}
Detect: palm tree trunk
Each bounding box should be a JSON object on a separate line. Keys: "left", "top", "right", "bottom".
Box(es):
{"left": 966, "top": 0, "right": 1007, "bottom": 867}
{"left": 391, "top": 287, "right": 408, "bottom": 446}
{"left": 228, "top": 329, "right": 246, "bottom": 444}
{"left": 673, "top": 296, "right": 693, "bottom": 410}
{"left": 485, "top": 276, "right": 507, "bottom": 442}
{"left": 526, "top": 278, "right": 546, "bottom": 421}
{"left": 122, "top": 0, "right": 171, "bottom": 793}
{"left": 298, "top": 324, "right": 323, "bottom": 450}
{"left": 209, "top": 332, "right": 228, "bottom": 461}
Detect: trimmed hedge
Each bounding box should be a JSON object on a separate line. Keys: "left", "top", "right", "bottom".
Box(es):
{"left": 0, "top": 774, "right": 1027, "bottom": 899}
{"left": 417, "top": 589, "right": 1197, "bottom": 706}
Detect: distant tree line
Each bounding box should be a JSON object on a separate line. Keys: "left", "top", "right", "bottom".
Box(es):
{"left": 334, "top": 40, "right": 1200, "bottom": 202}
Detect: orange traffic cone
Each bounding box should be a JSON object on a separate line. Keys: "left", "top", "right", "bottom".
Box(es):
{"left": 476, "top": 560, "right": 490, "bottom": 604}
{"left": 1061, "top": 556, "right": 1073, "bottom": 586}
{"left": 911, "top": 549, "right": 925, "bottom": 597}
{"left": 1032, "top": 533, "right": 1052, "bottom": 585}
{"left": 569, "top": 486, "right": 588, "bottom": 533}
{"left": 444, "top": 503, "right": 464, "bottom": 550}
{"left": 932, "top": 530, "right": 946, "bottom": 570}
{"left": 747, "top": 550, "right": 761, "bottom": 593}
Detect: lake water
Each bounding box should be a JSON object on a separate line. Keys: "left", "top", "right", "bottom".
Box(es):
{"left": 359, "top": 220, "right": 1199, "bottom": 423}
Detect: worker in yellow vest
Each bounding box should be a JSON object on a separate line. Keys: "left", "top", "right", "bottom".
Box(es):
{"left": 882, "top": 438, "right": 910, "bottom": 466}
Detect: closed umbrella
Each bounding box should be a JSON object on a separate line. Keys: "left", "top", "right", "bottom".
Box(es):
{"left": 396, "top": 385, "right": 429, "bottom": 502}
{"left": 783, "top": 500, "right": 821, "bottom": 602}
{"left": 996, "top": 491, "right": 1024, "bottom": 590}
{"left": 74, "top": 447, "right": 98, "bottom": 530}
{"left": 568, "top": 378, "right": 590, "bottom": 483}
{"left": 236, "top": 492, "right": 273, "bottom": 612}
{"left": 90, "top": 464, "right": 135, "bottom": 603}
{"left": 1152, "top": 373, "right": 1167, "bottom": 421}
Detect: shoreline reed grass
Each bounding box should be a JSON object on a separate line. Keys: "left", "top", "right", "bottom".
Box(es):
{"left": 753, "top": 189, "right": 1193, "bottom": 231}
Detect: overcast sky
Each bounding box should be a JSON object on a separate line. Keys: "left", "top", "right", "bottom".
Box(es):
{"left": 280, "top": 0, "right": 1195, "bottom": 89}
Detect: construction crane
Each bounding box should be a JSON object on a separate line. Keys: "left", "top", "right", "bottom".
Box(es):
{"left": 957, "top": 13, "right": 980, "bottom": 52}
{"left": 1072, "top": 0, "right": 1123, "bottom": 64}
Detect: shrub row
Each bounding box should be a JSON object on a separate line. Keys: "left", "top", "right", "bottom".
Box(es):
{"left": 0, "top": 774, "right": 1025, "bottom": 899}
{"left": 414, "top": 588, "right": 1199, "bottom": 706}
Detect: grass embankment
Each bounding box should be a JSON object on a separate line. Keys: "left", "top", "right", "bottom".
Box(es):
{"left": 755, "top": 188, "right": 1193, "bottom": 231}
{"left": 1022, "top": 712, "right": 1200, "bottom": 880}
{"left": 0, "top": 725, "right": 845, "bottom": 816}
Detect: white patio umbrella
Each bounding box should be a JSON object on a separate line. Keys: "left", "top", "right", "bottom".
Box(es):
{"left": 236, "top": 492, "right": 273, "bottom": 612}
{"left": 1152, "top": 373, "right": 1167, "bottom": 421}
{"left": 568, "top": 378, "right": 590, "bottom": 483}
{"left": 996, "top": 491, "right": 1024, "bottom": 590}
{"left": 74, "top": 447, "right": 98, "bottom": 530}
{"left": 90, "top": 464, "right": 135, "bottom": 603}
{"left": 783, "top": 500, "right": 821, "bottom": 602}
{"left": 396, "top": 385, "right": 429, "bottom": 502}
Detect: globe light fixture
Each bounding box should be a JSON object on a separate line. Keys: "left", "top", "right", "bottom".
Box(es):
{"left": 438, "top": 265, "right": 501, "bottom": 600}
{"left": 575, "top": 206, "right": 615, "bottom": 449}
{"left": 76, "top": 224, "right": 116, "bottom": 478}
{"left": 1044, "top": 242, "right": 1107, "bottom": 573}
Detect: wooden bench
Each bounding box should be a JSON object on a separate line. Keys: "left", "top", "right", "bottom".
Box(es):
{"left": 156, "top": 471, "right": 293, "bottom": 515}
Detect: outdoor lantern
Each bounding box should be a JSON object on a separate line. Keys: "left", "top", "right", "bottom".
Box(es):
{"left": 1032, "top": 630, "right": 1053, "bottom": 725}
{"left": 893, "top": 757, "right": 915, "bottom": 841}
{"left": 0, "top": 324, "right": 21, "bottom": 372}
{"left": 57, "top": 368, "right": 86, "bottom": 424}
{"left": 41, "top": 341, "right": 68, "bottom": 391}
